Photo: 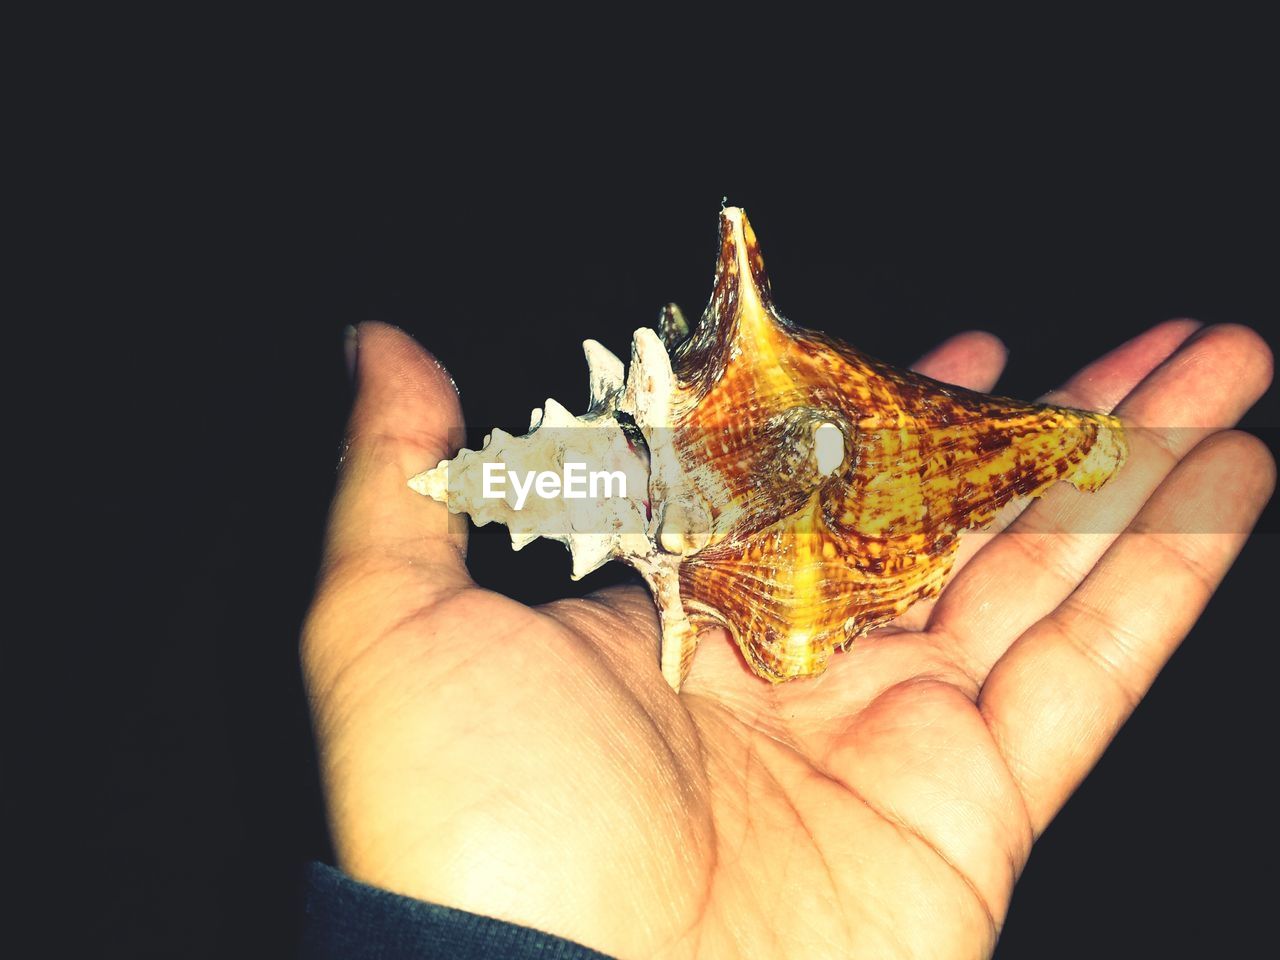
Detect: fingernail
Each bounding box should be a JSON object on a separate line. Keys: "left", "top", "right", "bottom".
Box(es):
{"left": 343, "top": 325, "right": 359, "bottom": 381}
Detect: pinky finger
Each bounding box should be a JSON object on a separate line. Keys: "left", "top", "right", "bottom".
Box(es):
{"left": 978, "top": 430, "right": 1275, "bottom": 835}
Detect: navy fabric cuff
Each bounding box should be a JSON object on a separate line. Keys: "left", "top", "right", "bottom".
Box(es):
{"left": 300, "top": 861, "right": 616, "bottom": 959}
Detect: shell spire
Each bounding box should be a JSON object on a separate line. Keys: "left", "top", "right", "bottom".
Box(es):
{"left": 407, "top": 351, "right": 652, "bottom": 583}
{"left": 410, "top": 206, "right": 1129, "bottom": 690}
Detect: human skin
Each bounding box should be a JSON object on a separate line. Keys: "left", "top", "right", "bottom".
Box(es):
{"left": 302, "top": 319, "right": 1273, "bottom": 959}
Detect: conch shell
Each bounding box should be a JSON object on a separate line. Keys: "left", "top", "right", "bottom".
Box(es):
{"left": 410, "top": 208, "right": 1127, "bottom": 690}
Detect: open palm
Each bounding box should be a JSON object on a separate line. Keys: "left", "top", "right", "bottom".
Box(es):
{"left": 302, "top": 320, "right": 1272, "bottom": 959}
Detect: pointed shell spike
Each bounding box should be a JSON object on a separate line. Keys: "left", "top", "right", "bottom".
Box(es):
{"left": 407, "top": 461, "right": 449, "bottom": 499}
{"left": 622, "top": 326, "right": 675, "bottom": 430}
{"left": 568, "top": 532, "right": 616, "bottom": 580}
{"left": 583, "top": 339, "right": 625, "bottom": 409}
{"left": 541, "top": 397, "right": 578, "bottom": 428}
{"left": 510, "top": 529, "right": 538, "bottom": 551}
{"left": 657, "top": 303, "right": 690, "bottom": 351}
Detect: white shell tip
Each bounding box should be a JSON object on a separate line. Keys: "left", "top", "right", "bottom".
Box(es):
{"left": 408, "top": 464, "right": 449, "bottom": 501}
{"left": 510, "top": 530, "right": 538, "bottom": 551}
{"left": 542, "top": 397, "right": 577, "bottom": 427}
{"left": 568, "top": 532, "right": 615, "bottom": 580}
{"left": 583, "top": 339, "right": 625, "bottom": 405}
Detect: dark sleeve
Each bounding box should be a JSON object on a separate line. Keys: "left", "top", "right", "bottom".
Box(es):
{"left": 300, "top": 861, "right": 617, "bottom": 960}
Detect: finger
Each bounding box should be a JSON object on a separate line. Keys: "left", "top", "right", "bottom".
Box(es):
{"left": 1040, "top": 318, "right": 1203, "bottom": 412}
{"left": 322, "top": 322, "right": 471, "bottom": 590}
{"left": 927, "top": 324, "right": 1272, "bottom": 682}
{"left": 893, "top": 320, "right": 1199, "bottom": 635}
{"left": 978, "top": 430, "right": 1275, "bottom": 833}
{"left": 910, "top": 330, "right": 1008, "bottom": 391}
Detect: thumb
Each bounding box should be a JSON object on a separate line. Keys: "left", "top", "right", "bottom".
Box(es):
{"left": 321, "top": 322, "right": 471, "bottom": 594}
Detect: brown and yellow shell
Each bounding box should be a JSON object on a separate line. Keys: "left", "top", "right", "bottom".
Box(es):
{"left": 410, "top": 208, "right": 1127, "bottom": 690}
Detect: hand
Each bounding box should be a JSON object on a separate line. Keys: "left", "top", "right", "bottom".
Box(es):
{"left": 302, "top": 320, "right": 1273, "bottom": 959}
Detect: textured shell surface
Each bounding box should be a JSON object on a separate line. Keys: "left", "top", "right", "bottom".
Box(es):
{"left": 410, "top": 208, "right": 1128, "bottom": 690}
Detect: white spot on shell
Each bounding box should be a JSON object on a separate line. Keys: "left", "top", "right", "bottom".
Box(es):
{"left": 814, "top": 422, "right": 844, "bottom": 476}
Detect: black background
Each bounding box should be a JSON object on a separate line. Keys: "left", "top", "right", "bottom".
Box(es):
{"left": 32, "top": 23, "right": 1277, "bottom": 959}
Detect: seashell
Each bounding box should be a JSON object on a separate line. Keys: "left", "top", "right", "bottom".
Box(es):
{"left": 410, "top": 208, "right": 1128, "bottom": 690}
